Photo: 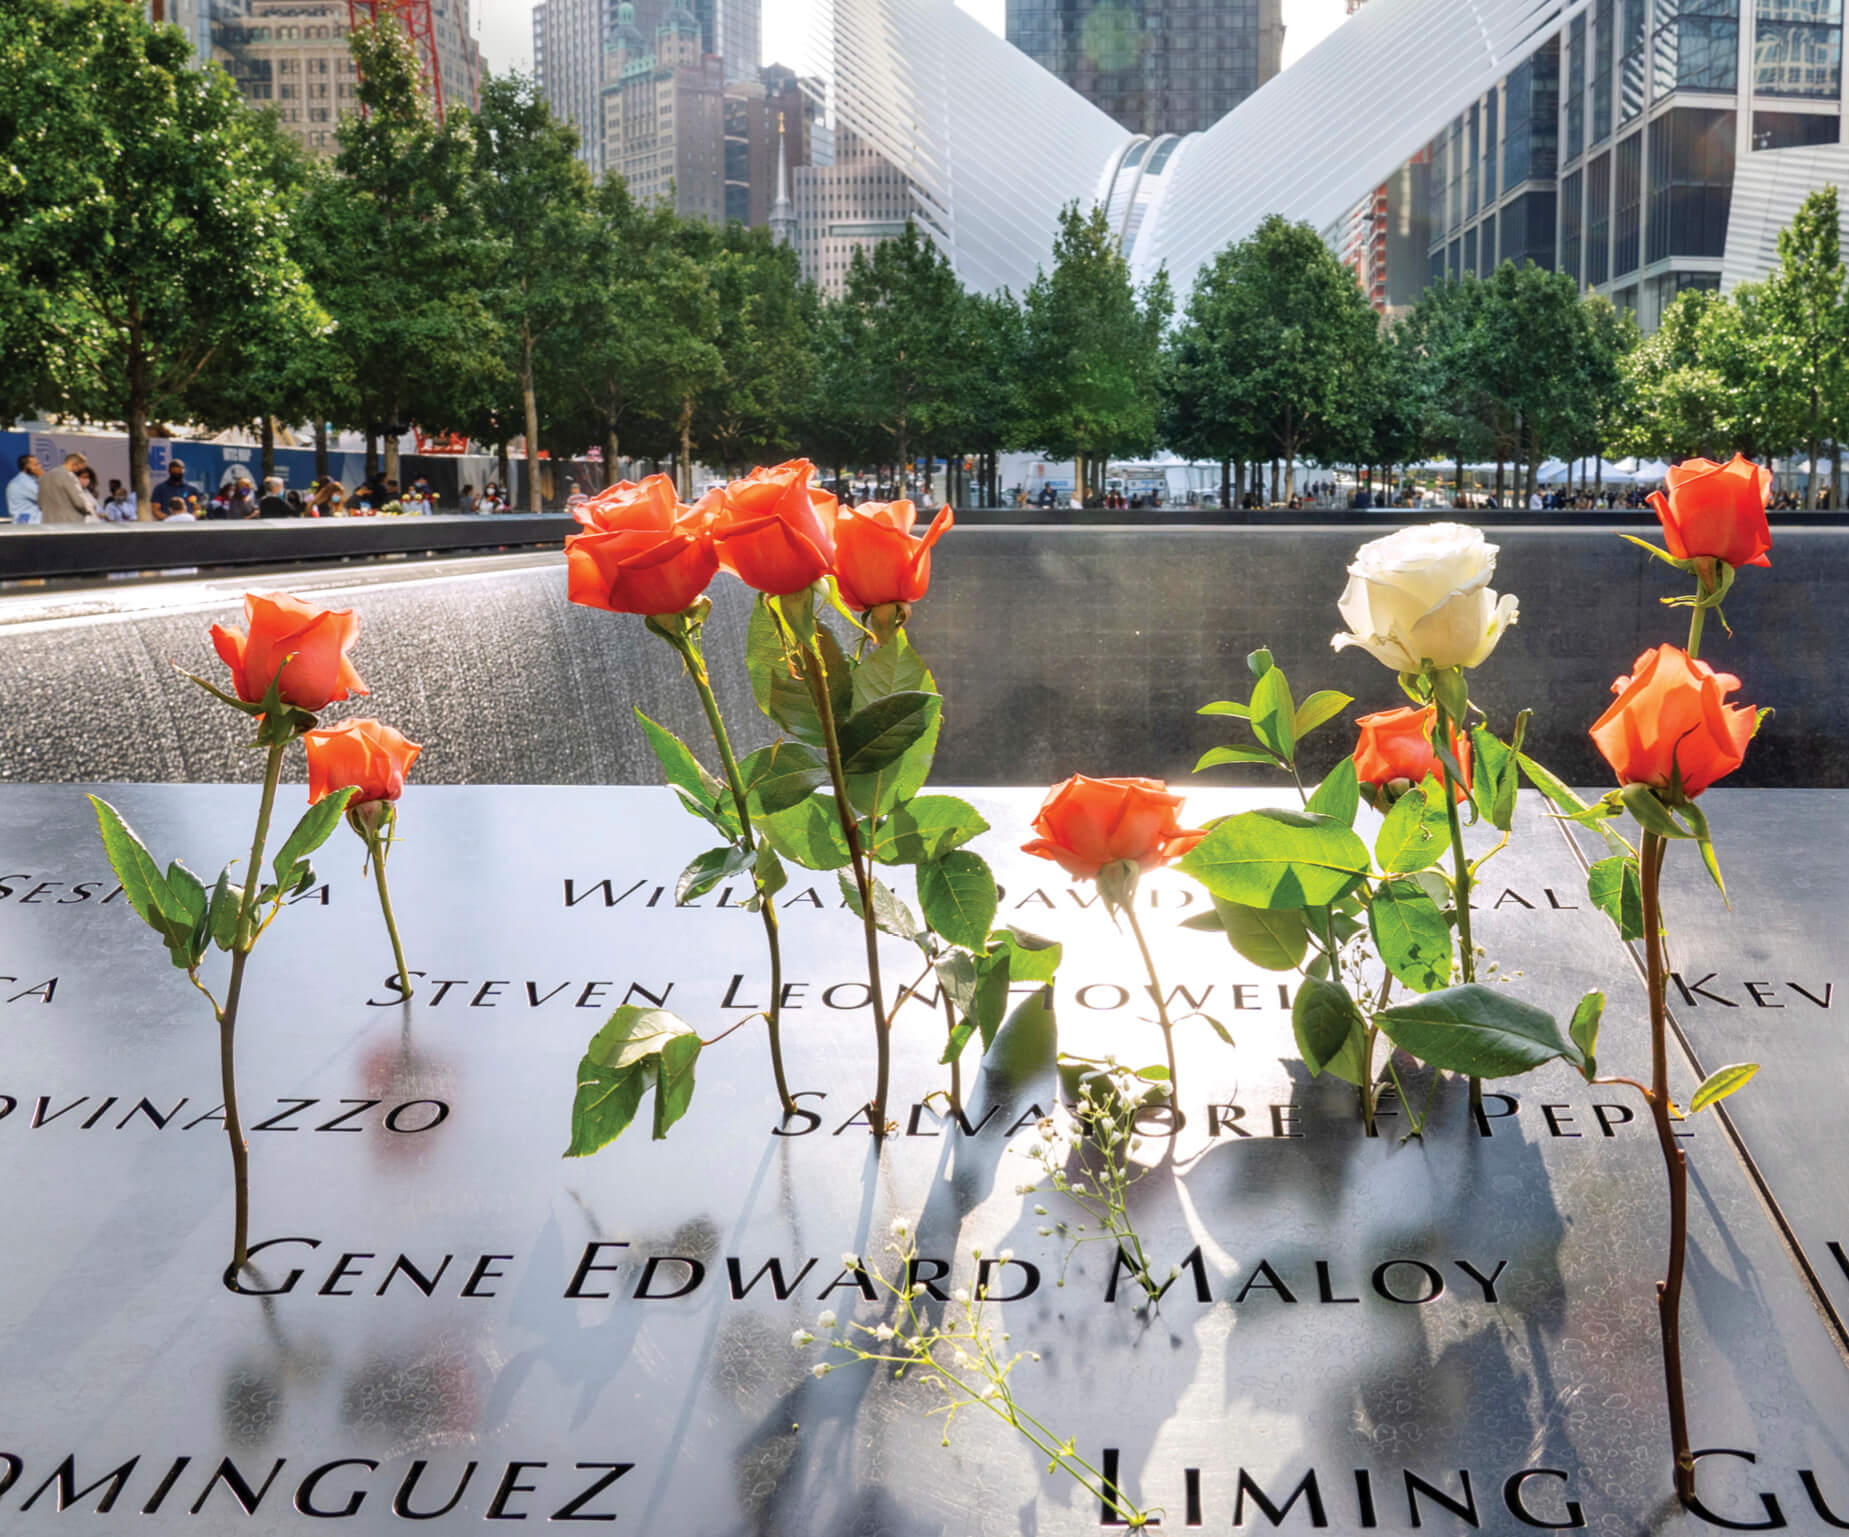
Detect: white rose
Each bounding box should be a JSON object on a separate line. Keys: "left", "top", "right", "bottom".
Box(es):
{"left": 1331, "top": 523, "right": 1519, "bottom": 672}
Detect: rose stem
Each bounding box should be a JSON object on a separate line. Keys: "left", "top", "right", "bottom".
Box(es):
{"left": 1296, "top": 765, "right": 1375, "bottom": 1127}
{"left": 1640, "top": 830, "right": 1696, "bottom": 1500}
{"left": 675, "top": 627, "right": 794, "bottom": 1117}
{"left": 800, "top": 635, "right": 892, "bottom": 1137}
{"left": 1686, "top": 566, "right": 1710, "bottom": 660}
{"left": 1436, "top": 713, "right": 1481, "bottom": 1111}
{"left": 1123, "top": 899, "right": 1178, "bottom": 1107}
{"left": 942, "top": 990, "right": 962, "bottom": 1114}
{"left": 218, "top": 738, "right": 287, "bottom": 1271}
{"left": 366, "top": 819, "right": 411, "bottom": 998}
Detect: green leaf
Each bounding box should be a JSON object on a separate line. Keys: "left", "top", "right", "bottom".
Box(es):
{"left": 1368, "top": 877, "right": 1452, "bottom": 993}
{"left": 1194, "top": 744, "right": 1277, "bottom": 771}
{"left": 936, "top": 947, "right": 1011, "bottom": 1065}
{"left": 1570, "top": 992, "right": 1603, "bottom": 1081}
{"left": 742, "top": 740, "right": 827, "bottom": 816}
{"left": 747, "top": 600, "right": 826, "bottom": 745}
{"left": 677, "top": 844, "right": 752, "bottom": 904}
{"left": 852, "top": 627, "right": 931, "bottom": 709}
{"left": 1374, "top": 778, "right": 1447, "bottom": 873}
{"left": 1306, "top": 757, "right": 1360, "bottom": 826}
{"left": 271, "top": 788, "right": 358, "bottom": 889}
{"left": 1376, "top": 984, "right": 1584, "bottom": 1079}
{"left": 90, "top": 796, "right": 181, "bottom": 937}
{"left": 846, "top": 694, "right": 942, "bottom": 816}
{"left": 1293, "top": 976, "right": 1367, "bottom": 1081}
{"left": 1431, "top": 667, "right": 1468, "bottom": 725}
{"left": 1247, "top": 648, "right": 1274, "bottom": 679}
{"left": 867, "top": 795, "right": 988, "bottom": 865}
{"left": 565, "top": 1006, "right": 703, "bottom": 1155}
{"left": 917, "top": 851, "right": 998, "bottom": 952}
{"left": 1587, "top": 856, "right": 1644, "bottom": 941}
{"left": 835, "top": 690, "right": 938, "bottom": 777}
{"left": 1249, "top": 665, "right": 1297, "bottom": 762}
{"left": 1177, "top": 809, "right": 1371, "bottom": 911}
{"left": 165, "top": 860, "right": 208, "bottom": 928}
{"left": 206, "top": 868, "right": 240, "bottom": 952}
{"left": 1519, "top": 753, "right": 1633, "bottom": 857}
{"left": 993, "top": 927, "right": 1063, "bottom": 984}
{"left": 653, "top": 1031, "right": 702, "bottom": 1138}
{"left": 1197, "top": 699, "right": 1251, "bottom": 719}
{"left": 1211, "top": 896, "right": 1310, "bottom": 971}
{"left": 1690, "top": 1061, "right": 1759, "bottom": 1113}
{"left": 753, "top": 843, "right": 787, "bottom": 903}
{"left": 836, "top": 871, "right": 919, "bottom": 941}
{"left": 1468, "top": 725, "right": 1511, "bottom": 828}
{"left": 1292, "top": 690, "right": 1353, "bottom": 741}
{"left": 1698, "top": 838, "right": 1728, "bottom": 904}
{"left": 635, "top": 709, "right": 725, "bottom": 805}
{"left": 755, "top": 795, "right": 853, "bottom": 871}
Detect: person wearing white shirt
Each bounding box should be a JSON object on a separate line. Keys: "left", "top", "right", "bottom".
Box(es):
{"left": 1527, "top": 490, "right": 1543, "bottom": 511}
{"left": 100, "top": 481, "right": 138, "bottom": 522}
{"left": 6, "top": 454, "right": 42, "bottom": 524}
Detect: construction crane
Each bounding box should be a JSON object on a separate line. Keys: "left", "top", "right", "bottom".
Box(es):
{"left": 345, "top": 0, "right": 445, "bottom": 120}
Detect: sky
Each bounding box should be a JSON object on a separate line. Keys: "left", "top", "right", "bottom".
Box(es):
{"left": 475, "top": 0, "right": 1350, "bottom": 80}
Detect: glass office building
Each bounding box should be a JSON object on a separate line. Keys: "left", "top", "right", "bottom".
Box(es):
{"left": 1004, "top": 0, "right": 1284, "bottom": 135}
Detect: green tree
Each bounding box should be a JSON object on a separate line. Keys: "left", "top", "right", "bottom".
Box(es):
{"left": 1759, "top": 185, "right": 1848, "bottom": 505}
{"left": 950, "top": 288, "right": 1028, "bottom": 505}
{"left": 822, "top": 223, "right": 964, "bottom": 485}
{"left": 0, "top": 0, "right": 323, "bottom": 506}
{"left": 307, "top": 19, "right": 502, "bottom": 488}
{"left": 1021, "top": 203, "right": 1171, "bottom": 501}
{"left": 471, "top": 73, "right": 599, "bottom": 510}
{"left": 689, "top": 225, "right": 813, "bottom": 481}
{"left": 1171, "top": 216, "right": 1379, "bottom": 502}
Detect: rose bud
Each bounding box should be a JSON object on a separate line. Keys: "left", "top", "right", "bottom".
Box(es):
{"left": 710, "top": 459, "right": 838, "bottom": 596}
{"left": 304, "top": 718, "right": 422, "bottom": 808}
{"left": 566, "top": 478, "right": 718, "bottom": 617}
{"left": 1352, "top": 705, "right": 1470, "bottom": 801}
{"left": 1589, "top": 644, "right": 1756, "bottom": 800}
{"left": 1646, "top": 453, "right": 1773, "bottom": 570}
{"left": 834, "top": 500, "right": 955, "bottom": 610}
{"left": 1332, "top": 523, "right": 1519, "bottom": 673}
{"left": 1021, "top": 775, "right": 1207, "bottom": 879}
{"left": 210, "top": 592, "right": 367, "bottom": 712}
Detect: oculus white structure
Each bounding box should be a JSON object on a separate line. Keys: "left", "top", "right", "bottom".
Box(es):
{"left": 805, "top": 0, "right": 1592, "bottom": 298}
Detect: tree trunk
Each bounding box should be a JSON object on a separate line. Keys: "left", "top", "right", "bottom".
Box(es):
{"left": 498, "top": 439, "right": 512, "bottom": 502}
{"left": 1270, "top": 457, "right": 1279, "bottom": 503}
{"left": 1074, "top": 453, "right": 1084, "bottom": 506}
{"left": 1219, "top": 457, "right": 1231, "bottom": 510}
{"left": 1236, "top": 459, "right": 1248, "bottom": 504}
{"left": 679, "top": 396, "right": 694, "bottom": 502}
{"left": 126, "top": 326, "right": 152, "bottom": 517}
{"left": 1806, "top": 435, "right": 1820, "bottom": 509}
{"left": 366, "top": 428, "right": 379, "bottom": 481}
{"left": 383, "top": 429, "right": 399, "bottom": 491}
{"left": 1455, "top": 448, "right": 1464, "bottom": 498}
{"left": 1833, "top": 443, "right": 1842, "bottom": 510}
{"left": 314, "top": 421, "right": 330, "bottom": 483}
{"left": 605, "top": 425, "right": 621, "bottom": 487}
{"left": 260, "top": 416, "right": 276, "bottom": 482}
{"left": 522, "top": 320, "right": 543, "bottom": 514}
{"left": 924, "top": 450, "right": 935, "bottom": 501}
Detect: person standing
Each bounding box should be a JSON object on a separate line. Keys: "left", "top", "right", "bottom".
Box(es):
{"left": 256, "top": 477, "right": 293, "bottom": 518}
{"left": 5, "top": 454, "right": 41, "bottom": 524}
{"left": 38, "top": 452, "right": 95, "bottom": 524}
{"left": 154, "top": 458, "right": 203, "bottom": 510}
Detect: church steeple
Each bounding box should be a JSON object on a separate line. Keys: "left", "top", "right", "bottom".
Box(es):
{"left": 769, "top": 111, "right": 797, "bottom": 247}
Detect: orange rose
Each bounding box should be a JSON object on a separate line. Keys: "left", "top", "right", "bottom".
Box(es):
{"left": 566, "top": 477, "right": 718, "bottom": 616}
{"left": 834, "top": 500, "right": 955, "bottom": 609}
{"left": 210, "top": 592, "right": 367, "bottom": 712}
{"left": 711, "top": 459, "right": 838, "bottom": 595}
{"left": 304, "top": 718, "right": 423, "bottom": 806}
{"left": 1647, "top": 454, "right": 1772, "bottom": 569}
{"left": 1589, "top": 645, "right": 1755, "bottom": 799}
{"left": 1352, "top": 705, "right": 1470, "bottom": 799}
{"left": 573, "top": 474, "right": 682, "bottom": 533}
{"left": 1022, "top": 775, "right": 1206, "bottom": 879}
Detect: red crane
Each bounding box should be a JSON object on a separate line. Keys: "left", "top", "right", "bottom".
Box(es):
{"left": 345, "top": 0, "right": 445, "bottom": 119}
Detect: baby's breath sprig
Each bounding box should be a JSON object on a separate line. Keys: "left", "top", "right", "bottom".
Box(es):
{"left": 801, "top": 1221, "right": 1157, "bottom": 1529}
{"left": 1018, "top": 1057, "right": 1166, "bottom": 1303}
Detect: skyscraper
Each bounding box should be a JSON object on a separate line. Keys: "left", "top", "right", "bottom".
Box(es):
{"left": 692, "top": 0, "right": 759, "bottom": 83}
{"left": 1004, "top": 0, "right": 1284, "bottom": 136}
